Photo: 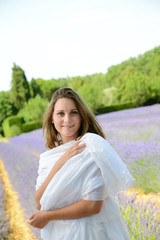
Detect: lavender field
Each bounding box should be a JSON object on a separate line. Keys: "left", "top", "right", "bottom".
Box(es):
{"left": 0, "top": 104, "right": 160, "bottom": 239}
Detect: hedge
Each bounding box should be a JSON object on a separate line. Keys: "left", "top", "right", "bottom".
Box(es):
{"left": 22, "top": 120, "right": 42, "bottom": 133}
{"left": 2, "top": 115, "right": 42, "bottom": 138}
{"left": 2, "top": 116, "right": 24, "bottom": 138}
{"left": 95, "top": 102, "right": 137, "bottom": 115}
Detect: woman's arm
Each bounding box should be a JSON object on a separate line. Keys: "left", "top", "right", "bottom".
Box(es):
{"left": 35, "top": 142, "right": 86, "bottom": 210}
{"left": 29, "top": 199, "right": 103, "bottom": 229}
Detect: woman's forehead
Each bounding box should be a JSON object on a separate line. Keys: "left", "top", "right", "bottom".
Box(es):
{"left": 54, "top": 98, "right": 77, "bottom": 110}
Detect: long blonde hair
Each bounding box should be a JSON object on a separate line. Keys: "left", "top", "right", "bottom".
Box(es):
{"left": 43, "top": 88, "right": 105, "bottom": 149}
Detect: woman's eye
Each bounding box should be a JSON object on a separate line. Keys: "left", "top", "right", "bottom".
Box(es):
{"left": 57, "top": 112, "right": 64, "bottom": 116}
{"left": 71, "top": 111, "right": 78, "bottom": 115}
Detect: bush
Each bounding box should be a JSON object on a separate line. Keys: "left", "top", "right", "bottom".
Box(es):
{"left": 22, "top": 120, "right": 42, "bottom": 133}
{"left": 2, "top": 115, "right": 43, "bottom": 138}
{"left": 2, "top": 116, "right": 24, "bottom": 138}
{"left": 19, "top": 95, "right": 49, "bottom": 122}
{"left": 8, "top": 125, "right": 22, "bottom": 138}
{"left": 95, "top": 102, "right": 137, "bottom": 115}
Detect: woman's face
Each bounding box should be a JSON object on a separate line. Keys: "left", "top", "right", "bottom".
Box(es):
{"left": 52, "top": 98, "right": 82, "bottom": 144}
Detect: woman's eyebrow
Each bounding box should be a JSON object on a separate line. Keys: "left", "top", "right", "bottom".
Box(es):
{"left": 55, "top": 108, "right": 78, "bottom": 112}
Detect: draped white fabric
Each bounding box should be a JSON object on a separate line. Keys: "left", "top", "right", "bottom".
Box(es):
{"left": 36, "top": 133, "right": 134, "bottom": 240}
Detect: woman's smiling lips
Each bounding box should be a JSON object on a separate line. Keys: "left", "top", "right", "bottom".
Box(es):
{"left": 62, "top": 125, "right": 74, "bottom": 128}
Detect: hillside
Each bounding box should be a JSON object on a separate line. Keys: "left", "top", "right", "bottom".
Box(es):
{"left": 0, "top": 46, "right": 160, "bottom": 137}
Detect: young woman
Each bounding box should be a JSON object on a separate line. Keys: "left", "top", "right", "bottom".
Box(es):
{"left": 28, "top": 88, "right": 134, "bottom": 240}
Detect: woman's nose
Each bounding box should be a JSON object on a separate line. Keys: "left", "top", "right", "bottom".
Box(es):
{"left": 64, "top": 114, "right": 71, "bottom": 122}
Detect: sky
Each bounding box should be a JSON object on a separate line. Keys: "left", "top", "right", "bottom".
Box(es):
{"left": 0, "top": 0, "right": 160, "bottom": 91}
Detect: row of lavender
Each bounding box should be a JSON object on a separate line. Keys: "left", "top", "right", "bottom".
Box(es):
{"left": 0, "top": 104, "right": 159, "bottom": 239}
{"left": 0, "top": 176, "right": 10, "bottom": 239}
{"left": 117, "top": 191, "right": 160, "bottom": 239}
{"left": 98, "top": 104, "right": 160, "bottom": 194}
{"left": 0, "top": 142, "right": 41, "bottom": 239}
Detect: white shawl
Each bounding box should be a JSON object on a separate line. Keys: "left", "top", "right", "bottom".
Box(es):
{"left": 36, "top": 133, "right": 134, "bottom": 240}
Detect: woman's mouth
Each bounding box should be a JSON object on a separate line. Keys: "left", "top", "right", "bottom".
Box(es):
{"left": 62, "top": 125, "right": 74, "bottom": 128}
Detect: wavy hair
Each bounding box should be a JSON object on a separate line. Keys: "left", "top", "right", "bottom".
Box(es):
{"left": 43, "top": 88, "right": 106, "bottom": 149}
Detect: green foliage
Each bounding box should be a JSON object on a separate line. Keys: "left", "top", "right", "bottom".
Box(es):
{"left": 19, "top": 95, "right": 49, "bottom": 122}
{"left": 10, "top": 63, "right": 31, "bottom": 110}
{"left": 22, "top": 120, "right": 42, "bottom": 133}
{"left": 78, "top": 84, "right": 105, "bottom": 111}
{"left": 2, "top": 115, "right": 24, "bottom": 138}
{"left": 2, "top": 114, "right": 42, "bottom": 138}
{"left": 29, "top": 78, "right": 42, "bottom": 98}
{"left": 67, "top": 46, "right": 160, "bottom": 111}
{"left": 68, "top": 76, "right": 86, "bottom": 91}
{"left": 114, "top": 66, "right": 150, "bottom": 105}
{"left": 35, "top": 78, "right": 60, "bottom": 100}
{"left": 2, "top": 45, "right": 160, "bottom": 122}
{"left": 96, "top": 102, "right": 136, "bottom": 115}
{"left": 0, "top": 91, "right": 17, "bottom": 134}
{"left": 104, "top": 46, "right": 160, "bottom": 107}
{"left": 9, "top": 125, "right": 22, "bottom": 137}
{"left": 102, "top": 87, "right": 117, "bottom": 106}
{"left": 68, "top": 73, "right": 106, "bottom": 112}
{"left": 58, "top": 77, "right": 70, "bottom": 88}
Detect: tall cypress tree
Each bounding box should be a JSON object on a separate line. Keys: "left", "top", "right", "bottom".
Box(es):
{"left": 10, "top": 63, "right": 31, "bottom": 110}
{"left": 30, "top": 78, "right": 42, "bottom": 98}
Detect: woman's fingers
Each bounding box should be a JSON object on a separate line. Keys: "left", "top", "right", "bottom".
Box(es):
{"left": 71, "top": 141, "right": 80, "bottom": 148}
{"left": 71, "top": 142, "right": 86, "bottom": 155}
{"left": 78, "top": 143, "right": 86, "bottom": 149}
{"left": 28, "top": 214, "right": 34, "bottom": 221}
{"left": 72, "top": 141, "right": 86, "bottom": 149}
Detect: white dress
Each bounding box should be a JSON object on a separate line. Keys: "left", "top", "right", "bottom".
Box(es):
{"left": 36, "top": 133, "right": 134, "bottom": 240}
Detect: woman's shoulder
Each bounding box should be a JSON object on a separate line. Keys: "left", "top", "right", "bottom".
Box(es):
{"left": 81, "top": 132, "right": 108, "bottom": 152}
{"left": 82, "top": 132, "right": 106, "bottom": 143}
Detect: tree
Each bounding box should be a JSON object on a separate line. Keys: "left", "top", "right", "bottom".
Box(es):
{"left": 35, "top": 78, "right": 60, "bottom": 100}
{"left": 30, "top": 78, "right": 42, "bottom": 98}
{"left": 78, "top": 84, "right": 105, "bottom": 112}
{"left": 10, "top": 63, "right": 31, "bottom": 110}
{"left": 19, "top": 95, "right": 49, "bottom": 122}
{"left": 123, "top": 71, "right": 149, "bottom": 105}
{"left": 68, "top": 76, "right": 86, "bottom": 91}
{"left": 0, "top": 91, "right": 17, "bottom": 134}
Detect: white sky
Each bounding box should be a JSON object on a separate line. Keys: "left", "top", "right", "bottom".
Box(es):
{"left": 0, "top": 0, "right": 160, "bottom": 91}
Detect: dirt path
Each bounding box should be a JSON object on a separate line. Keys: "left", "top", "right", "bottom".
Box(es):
{"left": 0, "top": 159, "right": 38, "bottom": 240}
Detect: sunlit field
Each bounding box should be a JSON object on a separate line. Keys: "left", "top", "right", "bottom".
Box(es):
{"left": 0, "top": 104, "right": 160, "bottom": 239}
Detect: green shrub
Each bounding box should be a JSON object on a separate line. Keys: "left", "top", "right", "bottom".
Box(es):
{"left": 22, "top": 120, "right": 42, "bottom": 133}
{"left": 19, "top": 95, "right": 49, "bottom": 122}
{"left": 2, "top": 115, "right": 42, "bottom": 138}
{"left": 95, "top": 102, "right": 137, "bottom": 115}
{"left": 9, "top": 125, "right": 22, "bottom": 138}
{"left": 2, "top": 116, "right": 24, "bottom": 138}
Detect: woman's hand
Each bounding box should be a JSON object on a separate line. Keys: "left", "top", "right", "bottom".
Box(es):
{"left": 35, "top": 141, "right": 86, "bottom": 211}
{"left": 55, "top": 141, "right": 86, "bottom": 169}
{"left": 28, "top": 211, "right": 49, "bottom": 229}
{"left": 29, "top": 200, "right": 103, "bottom": 225}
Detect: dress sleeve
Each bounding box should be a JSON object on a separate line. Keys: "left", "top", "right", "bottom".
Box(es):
{"left": 83, "top": 133, "right": 135, "bottom": 199}
{"left": 35, "top": 155, "right": 50, "bottom": 191}
{"left": 35, "top": 160, "right": 44, "bottom": 191}
{"left": 81, "top": 161, "right": 108, "bottom": 201}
